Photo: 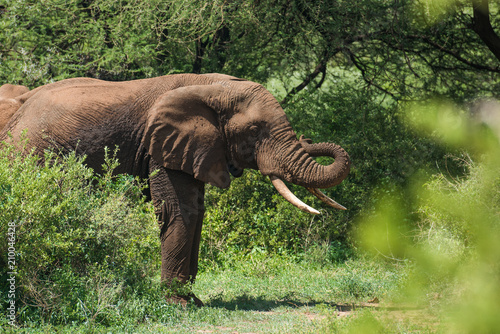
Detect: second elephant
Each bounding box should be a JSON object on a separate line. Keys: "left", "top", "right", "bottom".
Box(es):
{"left": 0, "top": 84, "right": 30, "bottom": 131}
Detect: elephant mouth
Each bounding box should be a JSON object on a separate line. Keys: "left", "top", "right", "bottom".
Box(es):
{"left": 227, "top": 163, "right": 244, "bottom": 177}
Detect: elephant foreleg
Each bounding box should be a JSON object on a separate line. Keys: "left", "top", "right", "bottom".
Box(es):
{"left": 149, "top": 158, "right": 205, "bottom": 306}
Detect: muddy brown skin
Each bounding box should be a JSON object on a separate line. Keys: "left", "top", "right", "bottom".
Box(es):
{"left": 0, "top": 84, "right": 30, "bottom": 131}
{"left": 0, "top": 74, "right": 350, "bottom": 306}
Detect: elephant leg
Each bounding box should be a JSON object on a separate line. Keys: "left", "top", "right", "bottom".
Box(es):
{"left": 149, "top": 158, "right": 205, "bottom": 306}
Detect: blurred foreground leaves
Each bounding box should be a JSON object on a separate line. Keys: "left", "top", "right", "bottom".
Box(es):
{"left": 357, "top": 100, "right": 500, "bottom": 332}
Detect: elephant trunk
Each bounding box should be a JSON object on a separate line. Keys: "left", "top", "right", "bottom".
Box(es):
{"left": 293, "top": 141, "right": 351, "bottom": 189}
{"left": 258, "top": 131, "right": 350, "bottom": 214}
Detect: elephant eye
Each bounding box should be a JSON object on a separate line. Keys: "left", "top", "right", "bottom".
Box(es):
{"left": 249, "top": 125, "right": 260, "bottom": 137}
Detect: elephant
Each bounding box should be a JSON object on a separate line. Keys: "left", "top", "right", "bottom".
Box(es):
{"left": 0, "top": 84, "right": 30, "bottom": 131}
{"left": 0, "top": 73, "right": 350, "bottom": 306}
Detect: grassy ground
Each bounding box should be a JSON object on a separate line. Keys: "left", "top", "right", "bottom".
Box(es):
{"left": 3, "top": 254, "right": 441, "bottom": 334}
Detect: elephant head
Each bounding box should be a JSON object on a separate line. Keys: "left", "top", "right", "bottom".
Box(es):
{"left": 0, "top": 84, "right": 30, "bottom": 131}
{"left": 143, "top": 74, "right": 350, "bottom": 213}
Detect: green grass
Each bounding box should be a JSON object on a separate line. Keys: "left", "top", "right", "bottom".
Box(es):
{"left": 2, "top": 253, "right": 425, "bottom": 333}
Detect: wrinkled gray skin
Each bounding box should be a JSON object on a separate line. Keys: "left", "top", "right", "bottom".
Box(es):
{"left": 0, "top": 74, "right": 350, "bottom": 306}
{"left": 0, "top": 84, "right": 30, "bottom": 131}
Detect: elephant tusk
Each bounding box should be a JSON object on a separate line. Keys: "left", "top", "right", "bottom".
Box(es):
{"left": 270, "top": 176, "right": 320, "bottom": 215}
{"left": 306, "top": 188, "right": 347, "bottom": 210}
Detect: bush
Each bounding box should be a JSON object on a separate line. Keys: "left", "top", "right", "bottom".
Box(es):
{"left": 0, "top": 143, "right": 159, "bottom": 324}
{"left": 202, "top": 170, "right": 350, "bottom": 270}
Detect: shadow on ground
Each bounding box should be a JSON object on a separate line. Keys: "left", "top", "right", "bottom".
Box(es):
{"left": 205, "top": 294, "right": 371, "bottom": 312}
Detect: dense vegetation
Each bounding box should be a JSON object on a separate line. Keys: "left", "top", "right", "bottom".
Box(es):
{"left": 1, "top": 0, "right": 499, "bottom": 332}
{"left": 0, "top": 145, "right": 159, "bottom": 324}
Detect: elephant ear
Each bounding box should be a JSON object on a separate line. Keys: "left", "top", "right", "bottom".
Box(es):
{"left": 143, "top": 85, "right": 231, "bottom": 188}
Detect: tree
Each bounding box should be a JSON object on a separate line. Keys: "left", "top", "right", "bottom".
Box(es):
{"left": 2, "top": 0, "right": 499, "bottom": 102}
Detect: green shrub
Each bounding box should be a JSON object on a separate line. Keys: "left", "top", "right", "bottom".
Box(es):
{"left": 0, "top": 143, "right": 159, "bottom": 324}
{"left": 202, "top": 170, "right": 347, "bottom": 270}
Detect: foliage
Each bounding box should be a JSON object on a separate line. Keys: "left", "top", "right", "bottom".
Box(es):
{"left": 203, "top": 170, "right": 316, "bottom": 268}
{"left": 0, "top": 143, "right": 159, "bottom": 324}
{"left": 356, "top": 100, "right": 500, "bottom": 332}
{"left": 2, "top": 0, "right": 500, "bottom": 102}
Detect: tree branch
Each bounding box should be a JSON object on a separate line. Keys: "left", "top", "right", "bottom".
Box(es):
{"left": 280, "top": 50, "right": 333, "bottom": 107}
{"left": 192, "top": 37, "right": 209, "bottom": 74}
{"left": 345, "top": 48, "right": 398, "bottom": 100}
{"left": 471, "top": 0, "right": 500, "bottom": 62}
{"left": 314, "top": 65, "right": 327, "bottom": 89}
{"left": 279, "top": 31, "right": 382, "bottom": 108}
{"left": 407, "top": 34, "right": 500, "bottom": 72}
